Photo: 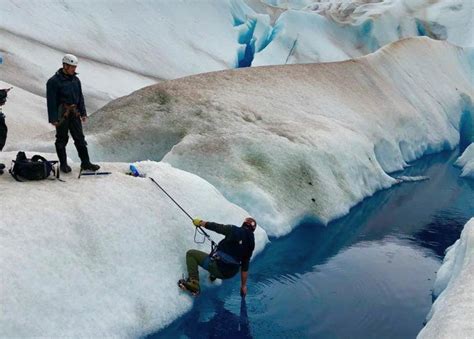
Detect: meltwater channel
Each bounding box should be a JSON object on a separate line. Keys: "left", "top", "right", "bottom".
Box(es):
{"left": 148, "top": 149, "right": 474, "bottom": 339}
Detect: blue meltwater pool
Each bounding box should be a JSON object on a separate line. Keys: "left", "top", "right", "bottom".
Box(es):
{"left": 148, "top": 149, "right": 474, "bottom": 339}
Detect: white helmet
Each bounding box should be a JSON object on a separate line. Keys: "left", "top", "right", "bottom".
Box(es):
{"left": 62, "top": 54, "right": 78, "bottom": 66}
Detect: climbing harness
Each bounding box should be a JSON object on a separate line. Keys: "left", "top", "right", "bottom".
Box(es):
{"left": 149, "top": 177, "right": 217, "bottom": 253}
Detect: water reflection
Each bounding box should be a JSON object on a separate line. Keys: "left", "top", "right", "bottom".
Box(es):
{"left": 153, "top": 297, "right": 251, "bottom": 338}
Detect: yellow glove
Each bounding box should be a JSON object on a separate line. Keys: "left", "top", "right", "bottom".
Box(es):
{"left": 193, "top": 218, "right": 202, "bottom": 227}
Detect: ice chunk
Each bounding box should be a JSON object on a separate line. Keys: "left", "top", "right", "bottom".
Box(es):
{"left": 454, "top": 143, "right": 474, "bottom": 179}
{"left": 418, "top": 218, "right": 474, "bottom": 338}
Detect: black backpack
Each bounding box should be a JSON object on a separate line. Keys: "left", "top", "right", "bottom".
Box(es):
{"left": 9, "top": 151, "right": 59, "bottom": 181}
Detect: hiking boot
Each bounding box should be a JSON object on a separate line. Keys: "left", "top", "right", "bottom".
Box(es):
{"left": 0, "top": 163, "right": 5, "bottom": 170}
{"left": 209, "top": 274, "right": 217, "bottom": 282}
{"left": 178, "top": 278, "right": 200, "bottom": 295}
{"left": 60, "top": 163, "right": 72, "bottom": 173}
{"left": 81, "top": 162, "right": 100, "bottom": 171}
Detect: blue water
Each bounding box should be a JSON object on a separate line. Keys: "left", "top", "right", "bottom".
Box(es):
{"left": 147, "top": 150, "right": 474, "bottom": 339}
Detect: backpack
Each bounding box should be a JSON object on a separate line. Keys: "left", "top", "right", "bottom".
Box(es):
{"left": 9, "top": 151, "right": 59, "bottom": 181}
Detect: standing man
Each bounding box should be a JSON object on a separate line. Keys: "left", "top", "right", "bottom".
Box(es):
{"left": 0, "top": 87, "right": 12, "bottom": 151}
{"left": 0, "top": 87, "right": 11, "bottom": 175}
{"left": 179, "top": 217, "right": 257, "bottom": 296}
{"left": 46, "top": 54, "right": 99, "bottom": 173}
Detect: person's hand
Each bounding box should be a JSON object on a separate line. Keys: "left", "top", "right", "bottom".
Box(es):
{"left": 193, "top": 218, "right": 202, "bottom": 227}
{"left": 51, "top": 121, "right": 59, "bottom": 127}
{"left": 81, "top": 116, "right": 88, "bottom": 123}
{"left": 240, "top": 285, "right": 247, "bottom": 297}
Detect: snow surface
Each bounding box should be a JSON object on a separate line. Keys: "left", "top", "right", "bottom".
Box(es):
{"left": 86, "top": 37, "right": 474, "bottom": 236}
{"left": 418, "top": 218, "right": 474, "bottom": 338}
{"left": 0, "top": 152, "right": 268, "bottom": 337}
{"left": 455, "top": 143, "right": 474, "bottom": 179}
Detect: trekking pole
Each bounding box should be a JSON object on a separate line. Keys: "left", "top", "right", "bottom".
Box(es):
{"left": 149, "top": 177, "right": 216, "bottom": 248}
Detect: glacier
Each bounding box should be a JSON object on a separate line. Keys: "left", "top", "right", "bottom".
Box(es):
{"left": 251, "top": 0, "right": 474, "bottom": 65}
{"left": 1, "top": 0, "right": 472, "bottom": 112}
{"left": 0, "top": 0, "right": 473, "bottom": 336}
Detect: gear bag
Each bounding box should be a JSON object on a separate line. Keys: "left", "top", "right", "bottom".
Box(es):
{"left": 9, "top": 151, "right": 59, "bottom": 181}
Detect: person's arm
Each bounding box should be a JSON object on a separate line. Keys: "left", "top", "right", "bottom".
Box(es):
{"left": 46, "top": 79, "right": 59, "bottom": 124}
{"left": 240, "top": 270, "right": 248, "bottom": 297}
{"left": 77, "top": 79, "right": 87, "bottom": 118}
{"left": 194, "top": 219, "right": 233, "bottom": 237}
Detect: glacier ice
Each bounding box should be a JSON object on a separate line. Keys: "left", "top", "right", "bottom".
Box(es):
{"left": 0, "top": 154, "right": 268, "bottom": 337}
{"left": 454, "top": 143, "right": 474, "bottom": 179}
{"left": 87, "top": 38, "right": 474, "bottom": 236}
{"left": 418, "top": 218, "right": 474, "bottom": 338}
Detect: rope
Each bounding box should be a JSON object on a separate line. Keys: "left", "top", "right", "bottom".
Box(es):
{"left": 149, "top": 177, "right": 216, "bottom": 250}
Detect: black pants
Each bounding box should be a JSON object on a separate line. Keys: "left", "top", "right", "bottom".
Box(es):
{"left": 0, "top": 114, "right": 7, "bottom": 151}
{"left": 55, "top": 116, "right": 90, "bottom": 165}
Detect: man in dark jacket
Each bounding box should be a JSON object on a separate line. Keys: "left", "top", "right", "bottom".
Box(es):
{"left": 179, "top": 217, "right": 257, "bottom": 296}
{"left": 46, "top": 54, "right": 99, "bottom": 173}
{"left": 0, "top": 87, "right": 12, "bottom": 152}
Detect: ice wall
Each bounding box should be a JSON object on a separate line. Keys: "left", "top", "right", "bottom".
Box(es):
{"left": 86, "top": 38, "right": 474, "bottom": 236}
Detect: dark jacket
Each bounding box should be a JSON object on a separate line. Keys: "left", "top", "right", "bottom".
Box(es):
{"left": 46, "top": 69, "right": 86, "bottom": 123}
{"left": 205, "top": 222, "right": 255, "bottom": 277}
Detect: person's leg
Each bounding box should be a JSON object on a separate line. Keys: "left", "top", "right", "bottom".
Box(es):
{"left": 186, "top": 249, "right": 208, "bottom": 281}
{"left": 69, "top": 117, "right": 90, "bottom": 164}
{"left": 55, "top": 119, "right": 70, "bottom": 172}
{"left": 0, "top": 114, "right": 8, "bottom": 151}
{"left": 182, "top": 249, "right": 214, "bottom": 294}
{"left": 70, "top": 117, "right": 100, "bottom": 170}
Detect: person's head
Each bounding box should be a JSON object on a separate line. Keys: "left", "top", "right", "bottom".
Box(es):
{"left": 241, "top": 217, "right": 257, "bottom": 232}
{"left": 62, "top": 54, "right": 78, "bottom": 75}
